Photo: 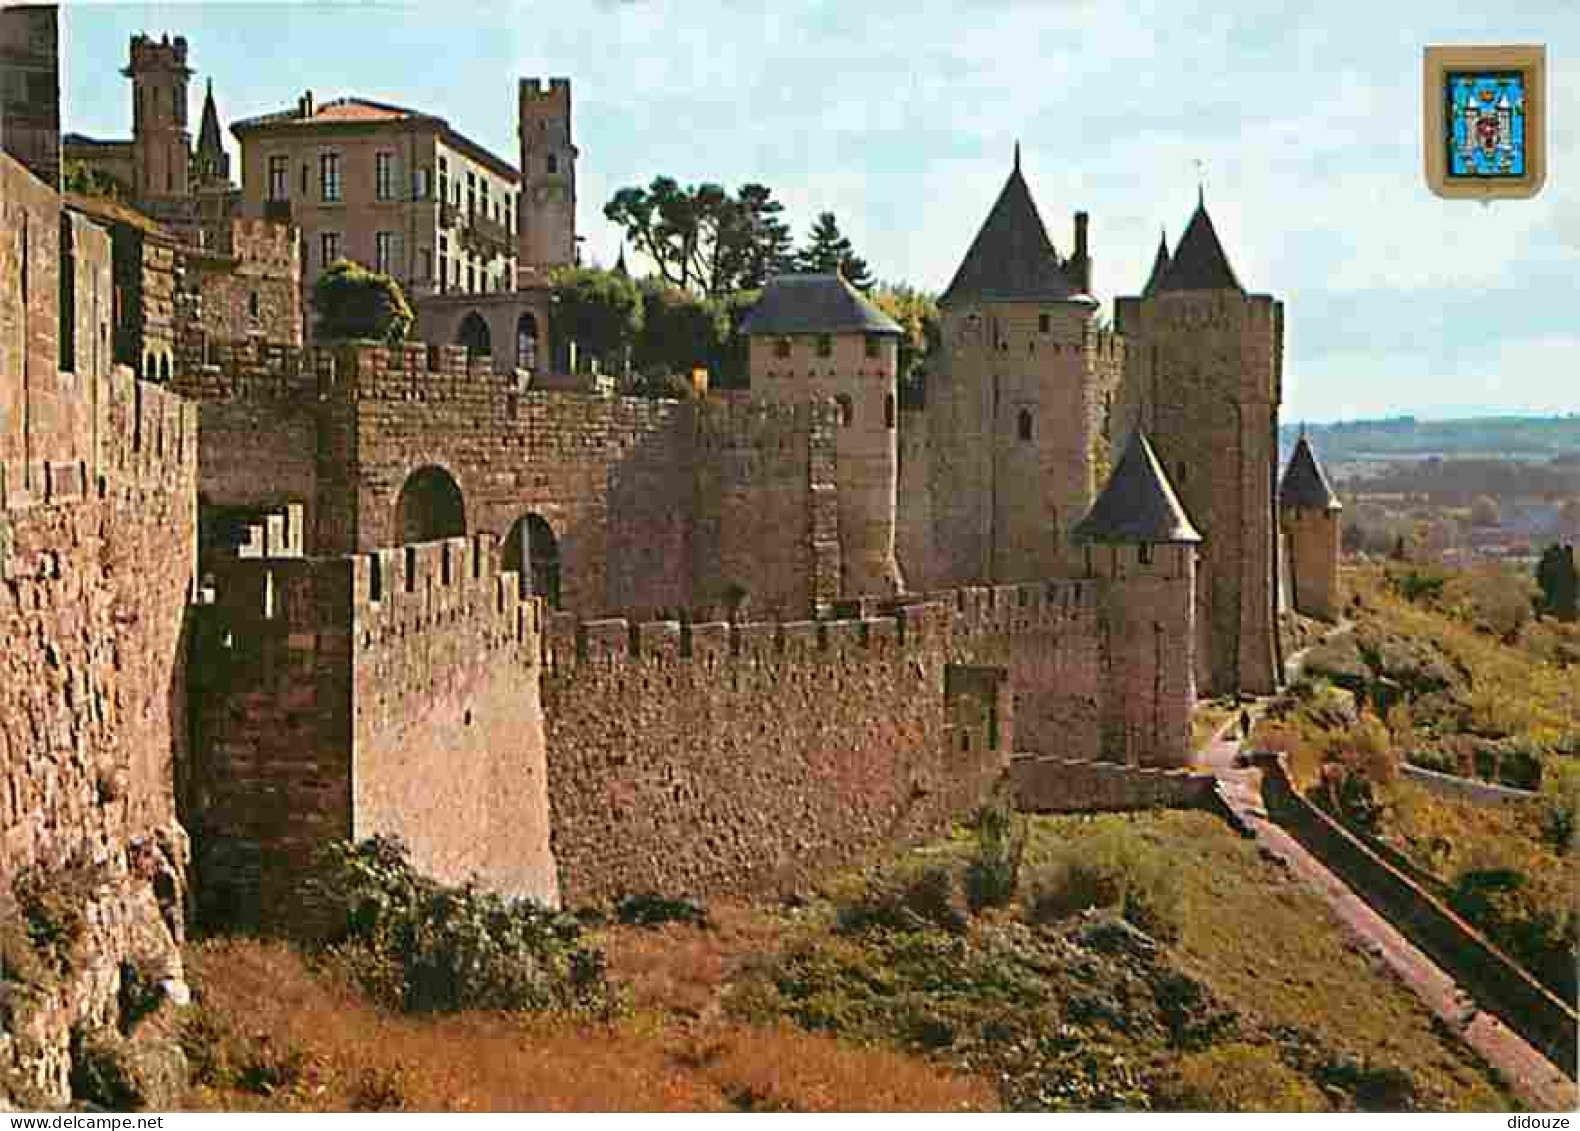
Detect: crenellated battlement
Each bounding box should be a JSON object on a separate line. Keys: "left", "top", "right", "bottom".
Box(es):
{"left": 1091, "top": 325, "right": 1125, "bottom": 361}
{"left": 538, "top": 577, "right": 1101, "bottom": 678}
{"left": 695, "top": 396, "right": 837, "bottom": 451}
{"left": 328, "top": 341, "right": 511, "bottom": 402}
{"left": 204, "top": 529, "right": 540, "bottom": 659}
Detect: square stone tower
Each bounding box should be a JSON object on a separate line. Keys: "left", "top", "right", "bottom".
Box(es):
{"left": 1114, "top": 193, "right": 1283, "bottom": 696}
{"left": 744, "top": 273, "right": 906, "bottom": 596}
{"left": 517, "top": 78, "right": 577, "bottom": 277}
{"left": 918, "top": 150, "right": 1119, "bottom": 588}
{"left": 124, "top": 33, "right": 193, "bottom": 202}
{"left": 0, "top": 5, "right": 60, "bottom": 188}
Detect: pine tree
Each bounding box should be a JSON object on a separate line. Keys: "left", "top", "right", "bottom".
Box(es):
{"left": 796, "top": 212, "right": 873, "bottom": 290}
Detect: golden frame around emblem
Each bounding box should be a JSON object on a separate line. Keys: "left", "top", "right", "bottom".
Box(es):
{"left": 1424, "top": 44, "right": 1546, "bottom": 200}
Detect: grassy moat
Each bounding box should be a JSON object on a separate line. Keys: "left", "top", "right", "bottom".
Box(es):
{"left": 170, "top": 807, "right": 1516, "bottom": 1113}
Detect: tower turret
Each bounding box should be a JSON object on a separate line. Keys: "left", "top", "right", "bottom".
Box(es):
{"left": 1280, "top": 432, "right": 1342, "bottom": 620}
{"left": 743, "top": 273, "right": 906, "bottom": 596}
{"left": 1073, "top": 429, "right": 1200, "bottom": 768}
{"left": 925, "top": 150, "right": 1109, "bottom": 586}
{"left": 1113, "top": 190, "right": 1283, "bottom": 696}
{"left": 517, "top": 77, "right": 578, "bottom": 278}
{"left": 124, "top": 33, "right": 193, "bottom": 200}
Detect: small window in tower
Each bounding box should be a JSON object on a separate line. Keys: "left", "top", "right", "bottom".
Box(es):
{"left": 547, "top": 154, "right": 558, "bottom": 175}
{"left": 865, "top": 335, "right": 881, "bottom": 359}
{"left": 885, "top": 394, "right": 896, "bottom": 429}
{"left": 248, "top": 291, "right": 260, "bottom": 319}
{"left": 1139, "top": 543, "right": 1154, "bottom": 565}
{"left": 836, "top": 394, "right": 854, "bottom": 427}
{"left": 773, "top": 337, "right": 791, "bottom": 359}
{"left": 816, "top": 335, "right": 832, "bottom": 358}
{"left": 1018, "top": 409, "right": 1033, "bottom": 442}
{"left": 1038, "top": 312, "right": 1051, "bottom": 333}
{"left": 1177, "top": 461, "right": 1188, "bottom": 484}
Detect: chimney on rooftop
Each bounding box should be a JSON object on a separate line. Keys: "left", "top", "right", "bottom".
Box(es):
{"left": 1071, "top": 210, "right": 1091, "bottom": 293}
{"left": 297, "top": 90, "right": 315, "bottom": 118}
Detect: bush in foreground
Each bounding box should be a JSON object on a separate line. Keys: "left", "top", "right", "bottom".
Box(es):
{"left": 308, "top": 836, "right": 609, "bottom": 1016}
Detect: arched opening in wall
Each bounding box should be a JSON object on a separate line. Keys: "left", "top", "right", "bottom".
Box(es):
{"left": 884, "top": 393, "right": 896, "bottom": 429}
{"left": 1018, "top": 409, "right": 1033, "bottom": 442}
{"left": 502, "top": 512, "right": 561, "bottom": 609}
{"left": 159, "top": 354, "right": 171, "bottom": 383}
{"left": 456, "top": 311, "right": 490, "bottom": 359}
{"left": 836, "top": 394, "right": 854, "bottom": 427}
{"left": 393, "top": 465, "right": 466, "bottom": 545}
{"left": 516, "top": 311, "right": 539, "bottom": 370}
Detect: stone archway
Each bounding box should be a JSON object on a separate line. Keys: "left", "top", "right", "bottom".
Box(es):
{"left": 516, "top": 311, "right": 539, "bottom": 370}
{"left": 456, "top": 311, "right": 491, "bottom": 359}
{"left": 502, "top": 512, "right": 561, "bottom": 609}
{"left": 394, "top": 465, "right": 466, "bottom": 545}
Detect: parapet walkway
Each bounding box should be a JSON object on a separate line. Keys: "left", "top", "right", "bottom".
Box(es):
{"left": 1201, "top": 622, "right": 1575, "bottom": 1109}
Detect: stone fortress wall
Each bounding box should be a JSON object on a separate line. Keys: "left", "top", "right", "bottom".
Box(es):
{"left": 1, "top": 150, "right": 195, "bottom": 1103}
{"left": 187, "top": 520, "right": 555, "bottom": 933}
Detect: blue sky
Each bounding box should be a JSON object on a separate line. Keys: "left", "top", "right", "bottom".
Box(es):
{"left": 58, "top": 1, "right": 1576, "bottom": 422}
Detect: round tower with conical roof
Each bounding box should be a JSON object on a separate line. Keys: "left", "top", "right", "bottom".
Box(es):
{"left": 1072, "top": 428, "right": 1200, "bottom": 768}
{"left": 922, "top": 148, "right": 1117, "bottom": 588}
{"left": 1113, "top": 190, "right": 1283, "bottom": 697}
{"left": 1280, "top": 431, "right": 1342, "bottom": 620}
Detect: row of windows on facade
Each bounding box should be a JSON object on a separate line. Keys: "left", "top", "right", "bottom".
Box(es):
{"left": 314, "top": 231, "right": 508, "bottom": 293}
{"left": 830, "top": 394, "right": 897, "bottom": 430}
{"left": 265, "top": 151, "right": 516, "bottom": 228}
{"left": 771, "top": 335, "right": 888, "bottom": 360}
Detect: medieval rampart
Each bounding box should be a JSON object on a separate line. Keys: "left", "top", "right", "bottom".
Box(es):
{"left": 1, "top": 150, "right": 194, "bottom": 1103}
{"left": 190, "top": 524, "right": 557, "bottom": 932}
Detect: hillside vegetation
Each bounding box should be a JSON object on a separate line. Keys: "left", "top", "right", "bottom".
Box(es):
{"left": 169, "top": 810, "right": 1513, "bottom": 1112}
{"left": 1256, "top": 563, "right": 1578, "bottom": 1003}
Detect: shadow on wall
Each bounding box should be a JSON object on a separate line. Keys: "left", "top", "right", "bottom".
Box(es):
{"left": 394, "top": 464, "right": 467, "bottom": 545}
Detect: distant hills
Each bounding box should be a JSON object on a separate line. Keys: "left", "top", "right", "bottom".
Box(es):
{"left": 1281, "top": 416, "right": 1580, "bottom": 464}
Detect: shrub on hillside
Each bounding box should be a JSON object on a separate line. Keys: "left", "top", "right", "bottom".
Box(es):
{"left": 836, "top": 860, "right": 967, "bottom": 934}
{"left": 964, "top": 802, "right": 1027, "bottom": 912}
{"left": 1025, "top": 827, "right": 1182, "bottom": 943}
{"left": 307, "top": 836, "right": 609, "bottom": 1015}
{"left": 1539, "top": 757, "right": 1579, "bottom": 853}
{"left": 1155, "top": 1042, "right": 1327, "bottom": 1112}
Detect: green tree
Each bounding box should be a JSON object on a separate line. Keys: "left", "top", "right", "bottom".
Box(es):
{"left": 548, "top": 266, "right": 643, "bottom": 378}
{"left": 1535, "top": 544, "right": 1578, "bottom": 622}
{"left": 310, "top": 259, "right": 413, "bottom": 344}
{"left": 605, "top": 178, "right": 794, "bottom": 295}
{"left": 632, "top": 279, "right": 727, "bottom": 379}
{"left": 871, "top": 283, "right": 939, "bottom": 403}
{"left": 796, "top": 211, "right": 872, "bottom": 290}
{"left": 62, "top": 159, "right": 128, "bottom": 200}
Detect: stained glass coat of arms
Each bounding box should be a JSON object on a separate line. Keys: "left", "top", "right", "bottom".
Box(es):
{"left": 1446, "top": 71, "right": 1526, "bottom": 178}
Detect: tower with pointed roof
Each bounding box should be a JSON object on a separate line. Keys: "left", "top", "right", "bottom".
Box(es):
{"left": 1280, "top": 432, "right": 1342, "bottom": 620}
{"left": 743, "top": 273, "right": 906, "bottom": 596}
{"left": 1113, "top": 190, "right": 1283, "bottom": 696}
{"left": 1071, "top": 429, "right": 1200, "bottom": 767}
{"left": 192, "top": 78, "right": 231, "bottom": 188}
{"left": 911, "top": 148, "right": 1121, "bottom": 588}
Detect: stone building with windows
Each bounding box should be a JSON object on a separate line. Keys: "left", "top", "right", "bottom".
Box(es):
{"left": 231, "top": 92, "right": 521, "bottom": 336}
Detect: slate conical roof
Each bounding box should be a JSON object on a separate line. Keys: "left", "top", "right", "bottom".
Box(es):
{"left": 1154, "top": 191, "right": 1242, "bottom": 293}
{"left": 740, "top": 273, "right": 903, "bottom": 336}
{"left": 1280, "top": 434, "right": 1342, "bottom": 511}
{"left": 939, "top": 151, "right": 1079, "bottom": 306}
{"left": 1142, "top": 229, "right": 1171, "bottom": 296}
{"left": 1072, "top": 429, "right": 1202, "bottom": 545}
{"left": 197, "top": 79, "right": 224, "bottom": 160}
